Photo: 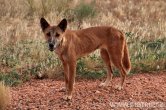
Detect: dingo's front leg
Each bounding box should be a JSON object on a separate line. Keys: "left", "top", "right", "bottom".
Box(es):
{"left": 59, "top": 61, "right": 69, "bottom": 92}
{"left": 63, "top": 59, "right": 76, "bottom": 101}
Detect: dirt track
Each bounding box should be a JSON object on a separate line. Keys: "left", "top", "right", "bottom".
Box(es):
{"left": 7, "top": 72, "right": 166, "bottom": 110}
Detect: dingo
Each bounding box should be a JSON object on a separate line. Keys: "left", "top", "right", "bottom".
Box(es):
{"left": 40, "top": 18, "right": 131, "bottom": 100}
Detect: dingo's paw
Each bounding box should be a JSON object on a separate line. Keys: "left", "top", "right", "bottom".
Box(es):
{"left": 63, "top": 95, "right": 72, "bottom": 101}
{"left": 115, "top": 85, "right": 123, "bottom": 91}
{"left": 99, "top": 82, "right": 108, "bottom": 87}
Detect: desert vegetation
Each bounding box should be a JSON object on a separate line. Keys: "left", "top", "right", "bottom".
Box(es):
{"left": 0, "top": 82, "right": 10, "bottom": 110}
{"left": 0, "top": 0, "right": 165, "bottom": 86}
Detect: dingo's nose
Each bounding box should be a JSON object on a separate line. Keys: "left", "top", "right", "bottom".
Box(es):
{"left": 49, "top": 43, "right": 54, "bottom": 48}
{"left": 49, "top": 43, "right": 54, "bottom": 51}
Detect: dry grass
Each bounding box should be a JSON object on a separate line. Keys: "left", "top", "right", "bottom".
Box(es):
{"left": 0, "top": 82, "right": 10, "bottom": 110}
{"left": 0, "top": 0, "right": 165, "bottom": 39}
{"left": 0, "top": 0, "right": 165, "bottom": 82}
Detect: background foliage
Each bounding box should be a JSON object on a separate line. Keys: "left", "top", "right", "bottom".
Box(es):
{"left": 0, "top": 0, "right": 166, "bottom": 86}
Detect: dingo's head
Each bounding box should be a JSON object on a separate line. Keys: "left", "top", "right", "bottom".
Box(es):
{"left": 40, "top": 18, "right": 67, "bottom": 51}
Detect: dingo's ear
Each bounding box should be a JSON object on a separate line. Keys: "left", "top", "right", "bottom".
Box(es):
{"left": 40, "top": 18, "right": 50, "bottom": 31}
{"left": 58, "top": 19, "right": 67, "bottom": 32}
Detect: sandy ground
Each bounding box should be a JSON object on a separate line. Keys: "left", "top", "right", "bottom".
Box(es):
{"left": 7, "top": 72, "right": 166, "bottom": 110}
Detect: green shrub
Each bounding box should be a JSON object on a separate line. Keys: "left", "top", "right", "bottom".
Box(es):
{"left": 0, "top": 71, "right": 21, "bottom": 86}
{"left": 74, "top": 2, "right": 96, "bottom": 21}
{"left": 66, "top": 1, "right": 97, "bottom": 28}
{"left": 127, "top": 33, "right": 166, "bottom": 74}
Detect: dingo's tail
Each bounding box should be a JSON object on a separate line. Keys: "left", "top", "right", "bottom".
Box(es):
{"left": 123, "top": 43, "right": 131, "bottom": 73}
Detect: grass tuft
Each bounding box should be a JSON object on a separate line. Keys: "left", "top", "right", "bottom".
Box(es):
{"left": 0, "top": 82, "right": 10, "bottom": 110}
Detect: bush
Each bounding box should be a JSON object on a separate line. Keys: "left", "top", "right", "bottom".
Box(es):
{"left": 0, "top": 71, "right": 21, "bottom": 86}
{"left": 74, "top": 2, "right": 96, "bottom": 21}
{"left": 71, "top": 1, "right": 97, "bottom": 28}
{"left": 126, "top": 32, "right": 166, "bottom": 74}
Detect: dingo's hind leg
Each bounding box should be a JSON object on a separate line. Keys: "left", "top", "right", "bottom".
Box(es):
{"left": 107, "top": 39, "right": 127, "bottom": 90}
{"left": 99, "top": 49, "right": 113, "bottom": 87}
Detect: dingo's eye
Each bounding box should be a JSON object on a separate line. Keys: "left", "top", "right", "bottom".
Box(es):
{"left": 46, "top": 32, "right": 51, "bottom": 36}
{"left": 56, "top": 33, "right": 60, "bottom": 37}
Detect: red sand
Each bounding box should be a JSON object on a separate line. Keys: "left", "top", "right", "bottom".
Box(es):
{"left": 7, "top": 72, "right": 166, "bottom": 110}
